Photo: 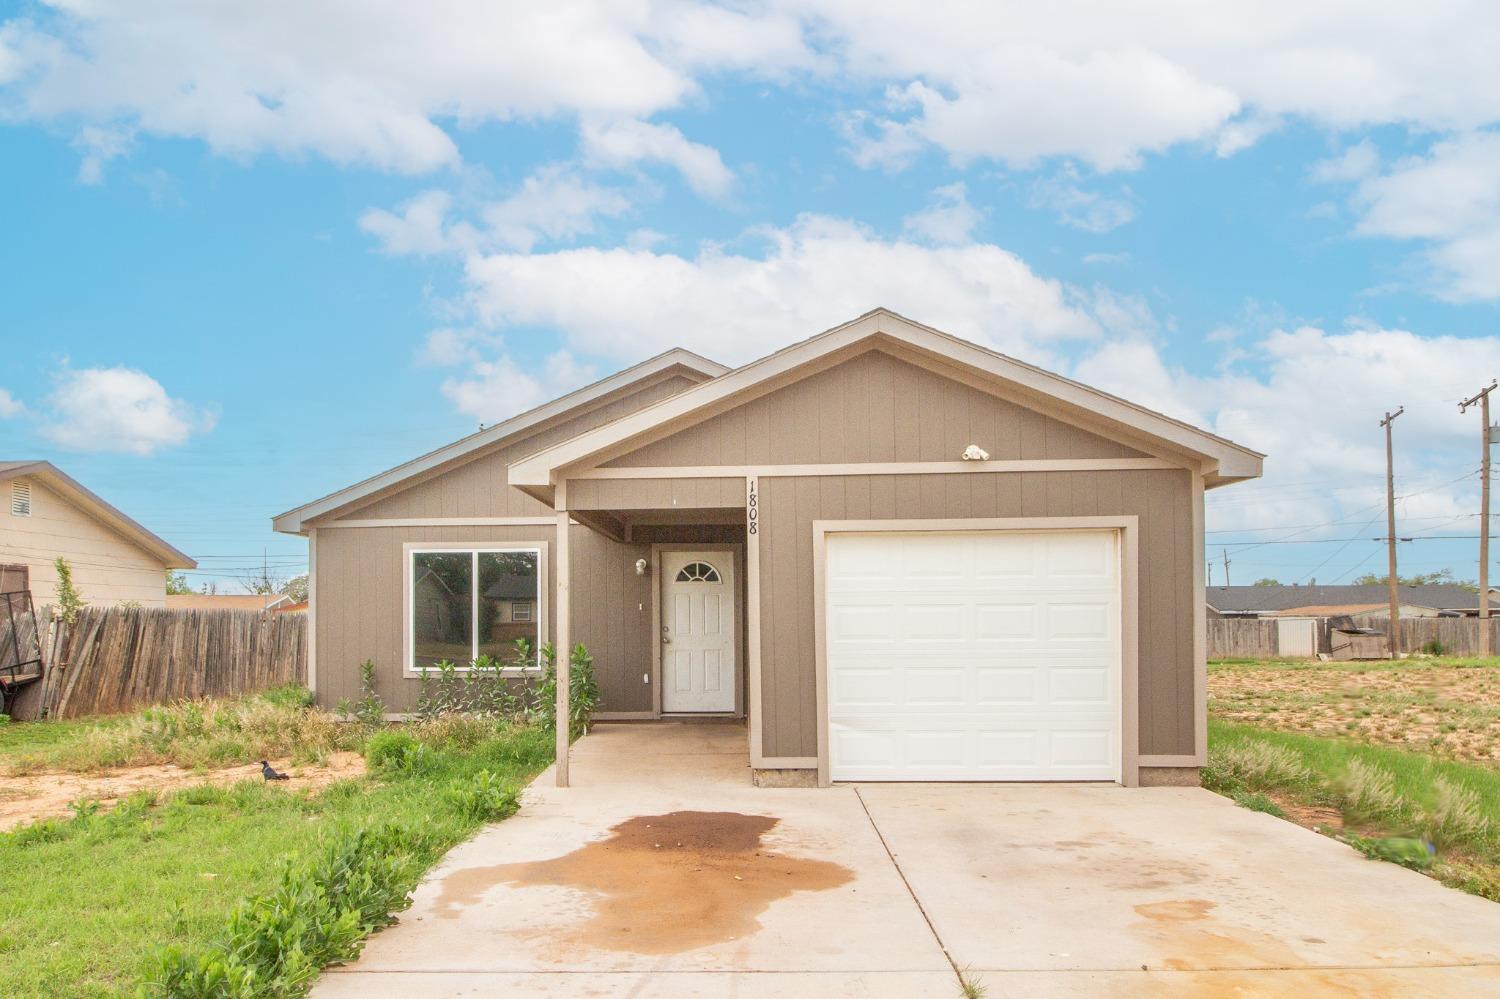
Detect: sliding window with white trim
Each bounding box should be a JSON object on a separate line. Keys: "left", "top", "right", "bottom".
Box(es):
{"left": 408, "top": 547, "right": 544, "bottom": 671}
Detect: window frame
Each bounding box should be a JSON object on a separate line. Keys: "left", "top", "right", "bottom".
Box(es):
{"left": 511, "top": 600, "right": 533, "bottom": 623}
{"left": 403, "top": 542, "right": 547, "bottom": 676}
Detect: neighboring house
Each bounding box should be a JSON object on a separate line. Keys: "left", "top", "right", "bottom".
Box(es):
{"left": 1206, "top": 585, "right": 1489, "bottom": 619}
{"left": 274, "top": 309, "right": 1263, "bottom": 788}
{"left": 0, "top": 460, "right": 195, "bottom": 608}
{"left": 165, "top": 593, "right": 297, "bottom": 613}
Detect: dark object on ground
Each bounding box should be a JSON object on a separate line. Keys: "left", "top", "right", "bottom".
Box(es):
{"left": 260, "top": 760, "right": 291, "bottom": 781}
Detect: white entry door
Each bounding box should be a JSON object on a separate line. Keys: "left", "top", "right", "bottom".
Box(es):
{"left": 661, "top": 550, "right": 736, "bottom": 713}
{"left": 826, "top": 530, "right": 1122, "bottom": 781}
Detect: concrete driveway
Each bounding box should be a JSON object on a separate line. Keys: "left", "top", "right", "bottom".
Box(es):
{"left": 314, "top": 723, "right": 1500, "bottom": 997}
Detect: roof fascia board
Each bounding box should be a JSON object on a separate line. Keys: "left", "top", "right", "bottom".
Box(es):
{"left": 0, "top": 461, "right": 196, "bottom": 568}
{"left": 273, "top": 350, "right": 727, "bottom": 534}
{"left": 511, "top": 310, "right": 1261, "bottom": 486}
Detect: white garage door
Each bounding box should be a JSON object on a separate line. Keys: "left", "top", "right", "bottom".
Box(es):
{"left": 825, "top": 530, "right": 1122, "bottom": 781}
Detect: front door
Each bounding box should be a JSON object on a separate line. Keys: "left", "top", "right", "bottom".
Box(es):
{"left": 661, "top": 550, "right": 736, "bottom": 713}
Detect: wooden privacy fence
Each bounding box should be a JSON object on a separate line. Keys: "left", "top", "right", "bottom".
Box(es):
{"left": 11, "top": 605, "right": 306, "bottom": 719}
{"left": 1209, "top": 614, "right": 1500, "bottom": 659}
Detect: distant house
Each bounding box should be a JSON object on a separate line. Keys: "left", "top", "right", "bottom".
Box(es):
{"left": 165, "top": 593, "right": 297, "bottom": 613}
{"left": 0, "top": 460, "right": 195, "bottom": 608}
{"left": 1206, "top": 584, "right": 1492, "bottom": 619}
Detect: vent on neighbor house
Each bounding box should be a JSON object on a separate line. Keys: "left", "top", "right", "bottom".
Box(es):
{"left": 10, "top": 479, "right": 31, "bottom": 517}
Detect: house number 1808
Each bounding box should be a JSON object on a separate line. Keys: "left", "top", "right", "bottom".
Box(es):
{"left": 747, "top": 478, "right": 758, "bottom": 536}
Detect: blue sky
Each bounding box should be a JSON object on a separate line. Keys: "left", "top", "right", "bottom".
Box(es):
{"left": 2, "top": 2, "right": 1499, "bottom": 592}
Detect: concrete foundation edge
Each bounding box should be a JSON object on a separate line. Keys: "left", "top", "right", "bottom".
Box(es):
{"left": 1138, "top": 766, "right": 1201, "bottom": 787}
{"left": 753, "top": 767, "right": 819, "bottom": 788}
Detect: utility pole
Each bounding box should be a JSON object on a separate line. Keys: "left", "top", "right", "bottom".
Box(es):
{"left": 1381, "top": 408, "right": 1404, "bottom": 659}
{"left": 1222, "top": 550, "right": 1231, "bottom": 588}
{"left": 1460, "top": 380, "right": 1497, "bottom": 656}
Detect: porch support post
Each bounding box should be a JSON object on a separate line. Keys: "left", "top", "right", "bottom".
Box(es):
{"left": 554, "top": 482, "right": 571, "bottom": 787}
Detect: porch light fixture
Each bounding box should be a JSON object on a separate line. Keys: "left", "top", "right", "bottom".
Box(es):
{"left": 962, "top": 444, "right": 990, "bottom": 461}
{"left": 635, "top": 558, "right": 649, "bottom": 576}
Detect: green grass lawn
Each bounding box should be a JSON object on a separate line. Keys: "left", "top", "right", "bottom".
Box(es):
{"left": 1208, "top": 663, "right": 1500, "bottom": 903}
{"left": 0, "top": 698, "right": 553, "bottom": 998}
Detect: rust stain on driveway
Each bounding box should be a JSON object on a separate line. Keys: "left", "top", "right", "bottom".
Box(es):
{"left": 435, "top": 811, "right": 853, "bottom": 955}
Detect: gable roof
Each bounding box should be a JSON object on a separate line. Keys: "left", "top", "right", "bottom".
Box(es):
{"left": 272, "top": 347, "right": 728, "bottom": 534}
{"left": 508, "top": 308, "right": 1264, "bottom": 493}
{"left": 1206, "top": 584, "right": 1484, "bottom": 614}
{"left": 0, "top": 461, "right": 196, "bottom": 569}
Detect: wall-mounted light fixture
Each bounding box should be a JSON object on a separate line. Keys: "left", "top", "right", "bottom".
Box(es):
{"left": 635, "top": 558, "right": 649, "bottom": 576}
{"left": 962, "top": 444, "right": 990, "bottom": 461}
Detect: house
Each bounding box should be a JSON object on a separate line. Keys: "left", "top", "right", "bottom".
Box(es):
{"left": 165, "top": 593, "right": 298, "bottom": 613}
{"left": 1206, "top": 584, "right": 1487, "bottom": 619}
{"left": 0, "top": 460, "right": 195, "bottom": 608}
{"left": 273, "top": 309, "right": 1263, "bottom": 788}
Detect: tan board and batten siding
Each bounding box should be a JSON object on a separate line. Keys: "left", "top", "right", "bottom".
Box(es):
{"left": 298, "top": 335, "right": 1229, "bottom": 773}
{"left": 306, "top": 371, "right": 707, "bottom": 712}
{"left": 603, "top": 350, "right": 1148, "bottom": 467}
{"left": 585, "top": 351, "right": 1193, "bottom": 759}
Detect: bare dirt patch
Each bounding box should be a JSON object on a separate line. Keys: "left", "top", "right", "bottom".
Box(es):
{"left": 1210, "top": 665, "right": 1500, "bottom": 763}
{"left": 0, "top": 751, "right": 365, "bottom": 830}
{"left": 435, "top": 810, "right": 854, "bottom": 955}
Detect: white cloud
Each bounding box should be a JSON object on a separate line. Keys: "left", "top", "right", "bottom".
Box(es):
{"left": 1311, "top": 139, "right": 1379, "bottom": 183}
{"left": 1073, "top": 325, "right": 1500, "bottom": 540}
{"left": 482, "top": 165, "right": 633, "bottom": 251}
{"left": 440, "top": 349, "right": 597, "bottom": 424}
{"left": 0, "top": 2, "right": 732, "bottom": 174}
{"left": 459, "top": 213, "right": 1102, "bottom": 366}
{"left": 15, "top": 2, "right": 1500, "bottom": 187}
{"left": 41, "top": 366, "right": 215, "bottom": 455}
{"left": 0, "top": 388, "right": 23, "bottom": 417}
{"left": 361, "top": 167, "right": 632, "bottom": 257}
{"left": 1336, "top": 132, "right": 1500, "bottom": 299}
{"left": 580, "top": 118, "right": 733, "bottom": 198}
{"left": 901, "top": 182, "right": 980, "bottom": 245}
{"left": 416, "top": 328, "right": 505, "bottom": 367}
{"left": 71, "top": 124, "right": 132, "bottom": 184}
{"left": 1028, "top": 168, "right": 1136, "bottom": 232}
{"left": 810, "top": 2, "right": 1500, "bottom": 170}
{"left": 359, "top": 190, "right": 466, "bottom": 257}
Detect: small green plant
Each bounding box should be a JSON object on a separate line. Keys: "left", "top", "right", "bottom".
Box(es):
{"left": 338, "top": 660, "right": 386, "bottom": 727}
{"left": 141, "top": 824, "right": 428, "bottom": 998}
{"left": 1204, "top": 741, "right": 1309, "bottom": 793}
{"left": 1341, "top": 759, "right": 1406, "bottom": 824}
{"left": 527, "top": 642, "right": 599, "bottom": 737}
{"left": 1423, "top": 777, "right": 1490, "bottom": 849}
{"left": 1231, "top": 791, "right": 1286, "bottom": 817}
{"left": 1346, "top": 833, "right": 1435, "bottom": 870}
{"left": 53, "top": 556, "right": 85, "bottom": 625}
{"left": 958, "top": 969, "right": 987, "bottom": 998}
{"left": 67, "top": 797, "right": 101, "bottom": 820}
{"left": 363, "top": 729, "right": 420, "bottom": 771}
{"left": 1421, "top": 639, "right": 1447, "bottom": 656}
{"left": 444, "top": 769, "right": 520, "bottom": 822}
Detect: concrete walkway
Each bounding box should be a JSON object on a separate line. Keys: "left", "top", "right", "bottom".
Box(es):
{"left": 314, "top": 723, "right": 1500, "bottom": 997}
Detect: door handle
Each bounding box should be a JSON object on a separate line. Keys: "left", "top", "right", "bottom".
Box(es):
{"left": 662, "top": 625, "right": 671, "bottom": 644}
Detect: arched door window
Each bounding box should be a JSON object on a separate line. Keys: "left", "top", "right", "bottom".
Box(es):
{"left": 674, "top": 561, "right": 722, "bottom": 583}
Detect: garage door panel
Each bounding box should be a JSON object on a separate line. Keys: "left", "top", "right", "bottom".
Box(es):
{"left": 974, "top": 666, "right": 1038, "bottom": 704}
{"left": 1046, "top": 666, "right": 1113, "bottom": 704}
{"left": 828, "top": 667, "right": 900, "bottom": 706}
{"left": 1043, "top": 532, "right": 1113, "bottom": 577}
{"left": 827, "top": 530, "right": 1122, "bottom": 782}
{"left": 829, "top": 604, "right": 898, "bottom": 641}
{"left": 1045, "top": 602, "right": 1113, "bottom": 640}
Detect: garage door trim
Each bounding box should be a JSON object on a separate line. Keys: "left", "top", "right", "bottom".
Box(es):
{"left": 813, "top": 516, "right": 1140, "bottom": 788}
